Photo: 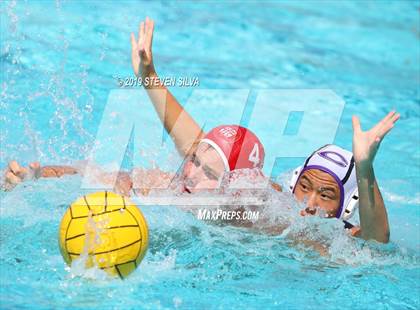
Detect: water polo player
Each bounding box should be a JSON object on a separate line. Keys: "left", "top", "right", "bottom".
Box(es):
{"left": 289, "top": 112, "right": 399, "bottom": 243}
{"left": 130, "top": 17, "right": 399, "bottom": 244}
{"left": 129, "top": 17, "right": 267, "bottom": 194}
{"left": 3, "top": 18, "right": 267, "bottom": 195}
{"left": 3, "top": 18, "right": 400, "bottom": 245}
{"left": 2, "top": 124, "right": 265, "bottom": 196}
{"left": 178, "top": 125, "right": 265, "bottom": 194}
{"left": 159, "top": 89, "right": 399, "bottom": 243}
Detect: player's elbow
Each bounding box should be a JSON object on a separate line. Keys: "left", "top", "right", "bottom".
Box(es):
{"left": 379, "top": 229, "right": 390, "bottom": 243}
{"left": 373, "top": 229, "right": 390, "bottom": 244}
{"left": 359, "top": 228, "right": 390, "bottom": 243}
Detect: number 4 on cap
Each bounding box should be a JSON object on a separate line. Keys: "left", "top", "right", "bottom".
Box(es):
{"left": 248, "top": 143, "right": 260, "bottom": 167}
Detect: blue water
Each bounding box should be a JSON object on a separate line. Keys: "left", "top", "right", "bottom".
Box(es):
{"left": 1, "top": 0, "right": 419, "bottom": 309}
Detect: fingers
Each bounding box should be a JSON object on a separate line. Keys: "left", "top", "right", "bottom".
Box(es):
{"left": 8, "top": 160, "right": 21, "bottom": 175}
{"left": 378, "top": 110, "right": 395, "bottom": 128}
{"left": 379, "top": 110, "right": 399, "bottom": 128}
{"left": 372, "top": 110, "right": 395, "bottom": 131}
{"left": 147, "top": 19, "right": 155, "bottom": 50}
{"left": 5, "top": 171, "right": 21, "bottom": 185}
{"left": 352, "top": 115, "right": 362, "bottom": 133}
{"left": 384, "top": 112, "right": 400, "bottom": 131}
{"left": 130, "top": 32, "right": 139, "bottom": 61}
{"left": 384, "top": 110, "right": 397, "bottom": 123}
{"left": 379, "top": 122, "right": 395, "bottom": 138}
{"left": 133, "top": 17, "right": 154, "bottom": 62}
{"left": 380, "top": 110, "right": 395, "bottom": 124}
{"left": 130, "top": 32, "right": 137, "bottom": 50}
{"left": 145, "top": 17, "right": 154, "bottom": 51}
{"left": 377, "top": 111, "right": 400, "bottom": 138}
{"left": 8, "top": 161, "right": 28, "bottom": 179}
{"left": 4, "top": 167, "right": 24, "bottom": 191}
{"left": 4, "top": 161, "right": 41, "bottom": 190}
{"left": 390, "top": 112, "right": 400, "bottom": 124}
{"left": 138, "top": 21, "right": 145, "bottom": 48}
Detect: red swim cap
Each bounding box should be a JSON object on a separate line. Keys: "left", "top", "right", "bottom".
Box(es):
{"left": 200, "top": 125, "right": 265, "bottom": 171}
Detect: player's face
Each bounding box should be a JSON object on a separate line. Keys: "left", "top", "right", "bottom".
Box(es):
{"left": 293, "top": 169, "right": 341, "bottom": 218}
{"left": 181, "top": 143, "right": 225, "bottom": 193}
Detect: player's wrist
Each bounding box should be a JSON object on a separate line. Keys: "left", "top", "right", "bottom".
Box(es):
{"left": 140, "top": 64, "right": 156, "bottom": 80}
{"left": 22, "top": 163, "right": 41, "bottom": 180}
{"left": 355, "top": 161, "right": 374, "bottom": 179}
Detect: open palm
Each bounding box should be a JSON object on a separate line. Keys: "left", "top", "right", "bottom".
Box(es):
{"left": 352, "top": 111, "right": 400, "bottom": 165}
{"left": 130, "top": 17, "right": 155, "bottom": 78}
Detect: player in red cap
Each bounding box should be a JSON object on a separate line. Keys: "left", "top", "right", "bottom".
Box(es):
{"left": 3, "top": 18, "right": 399, "bottom": 246}
{"left": 201, "top": 125, "right": 264, "bottom": 171}
{"left": 180, "top": 125, "right": 265, "bottom": 193}
{"left": 3, "top": 17, "right": 267, "bottom": 196}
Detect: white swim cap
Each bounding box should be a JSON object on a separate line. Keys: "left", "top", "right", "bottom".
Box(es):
{"left": 289, "top": 144, "right": 359, "bottom": 220}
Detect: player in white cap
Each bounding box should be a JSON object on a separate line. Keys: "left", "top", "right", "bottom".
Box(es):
{"left": 289, "top": 111, "right": 399, "bottom": 243}
{"left": 127, "top": 18, "right": 400, "bottom": 243}
{"left": 3, "top": 18, "right": 399, "bottom": 244}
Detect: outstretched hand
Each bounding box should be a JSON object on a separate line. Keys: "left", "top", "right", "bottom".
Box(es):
{"left": 130, "top": 17, "right": 155, "bottom": 78}
{"left": 2, "top": 161, "right": 41, "bottom": 191}
{"left": 352, "top": 111, "right": 400, "bottom": 166}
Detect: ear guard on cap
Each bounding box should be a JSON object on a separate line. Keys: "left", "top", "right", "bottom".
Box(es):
{"left": 288, "top": 165, "right": 303, "bottom": 194}
{"left": 341, "top": 187, "right": 359, "bottom": 221}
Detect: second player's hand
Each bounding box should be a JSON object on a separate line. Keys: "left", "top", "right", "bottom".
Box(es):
{"left": 352, "top": 111, "right": 400, "bottom": 168}
{"left": 130, "top": 17, "right": 155, "bottom": 78}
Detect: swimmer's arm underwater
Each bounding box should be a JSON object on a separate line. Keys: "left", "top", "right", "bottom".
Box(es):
{"left": 130, "top": 17, "right": 205, "bottom": 156}
{"left": 3, "top": 161, "right": 77, "bottom": 184}
{"left": 352, "top": 111, "right": 400, "bottom": 243}
{"left": 2, "top": 161, "right": 133, "bottom": 196}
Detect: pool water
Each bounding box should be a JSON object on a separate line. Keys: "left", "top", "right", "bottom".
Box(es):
{"left": 1, "top": 1, "right": 419, "bottom": 309}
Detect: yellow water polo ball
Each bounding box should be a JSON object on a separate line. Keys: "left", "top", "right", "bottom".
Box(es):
{"left": 58, "top": 191, "right": 148, "bottom": 279}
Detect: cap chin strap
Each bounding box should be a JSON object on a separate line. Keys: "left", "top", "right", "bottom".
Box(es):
{"left": 289, "top": 166, "right": 359, "bottom": 221}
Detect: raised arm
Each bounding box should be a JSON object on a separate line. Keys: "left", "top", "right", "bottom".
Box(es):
{"left": 130, "top": 17, "right": 204, "bottom": 156}
{"left": 352, "top": 111, "right": 400, "bottom": 243}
